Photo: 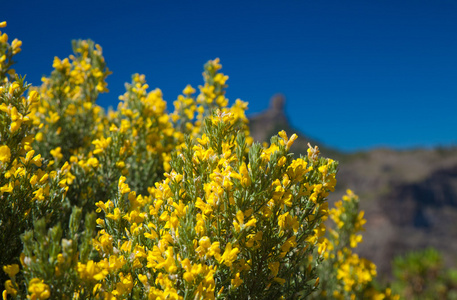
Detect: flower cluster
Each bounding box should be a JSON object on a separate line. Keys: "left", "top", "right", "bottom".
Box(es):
{"left": 32, "top": 39, "right": 110, "bottom": 161}
{"left": 311, "top": 190, "right": 399, "bottom": 299}
{"left": 0, "top": 21, "right": 21, "bottom": 82}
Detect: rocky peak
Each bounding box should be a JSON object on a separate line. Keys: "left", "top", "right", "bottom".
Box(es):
{"left": 248, "top": 93, "right": 289, "bottom": 142}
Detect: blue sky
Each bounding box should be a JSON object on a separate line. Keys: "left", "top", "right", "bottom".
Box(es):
{"left": 3, "top": 0, "right": 457, "bottom": 151}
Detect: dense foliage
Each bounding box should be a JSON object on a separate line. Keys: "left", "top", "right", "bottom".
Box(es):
{"left": 1, "top": 21, "right": 399, "bottom": 299}
{"left": 392, "top": 248, "right": 457, "bottom": 299}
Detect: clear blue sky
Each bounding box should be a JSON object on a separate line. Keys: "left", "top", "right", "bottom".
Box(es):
{"left": 3, "top": 0, "right": 457, "bottom": 151}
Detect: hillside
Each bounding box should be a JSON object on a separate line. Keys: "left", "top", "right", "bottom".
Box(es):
{"left": 248, "top": 94, "right": 457, "bottom": 278}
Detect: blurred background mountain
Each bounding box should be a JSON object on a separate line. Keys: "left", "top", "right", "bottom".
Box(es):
{"left": 249, "top": 94, "right": 457, "bottom": 279}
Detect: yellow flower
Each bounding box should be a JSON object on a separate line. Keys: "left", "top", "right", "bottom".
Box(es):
{"left": 183, "top": 84, "right": 196, "bottom": 95}
{"left": 238, "top": 162, "right": 251, "bottom": 187}
{"left": 231, "top": 272, "right": 243, "bottom": 288}
{"left": 307, "top": 143, "right": 320, "bottom": 161}
{"left": 268, "top": 261, "right": 280, "bottom": 277}
{"left": 155, "top": 247, "right": 177, "bottom": 273}
{"left": 246, "top": 232, "right": 262, "bottom": 249}
{"left": 198, "top": 236, "right": 211, "bottom": 249}
{"left": 0, "top": 33, "right": 8, "bottom": 44}
{"left": 86, "top": 157, "right": 99, "bottom": 168}
{"left": 77, "top": 261, "right": 108, "bottom": 281}
{"left": 280, "top": 236, "right": 297, "bottom": 257}
{"left": 0, "top": 182, "right": 13, "bottom": 193}
{"left": 106, "top": 208, "right": 121, "bottom": 221}
{"left": 3, "top": 264, "right": 19, "bottom": 278}
{"left": 27, "top": 90, "right": 39, "bottom": 104}
{"left": 35, "top": 132, "right": 43, "bottom": 142}
{"left": 45, "top": 111, "right": 60, "bottom": 124}
{"left": 95, "top": 200, "right": 113, "bottom": 213}
{"left": 278, "top": 130, "right": 298, "bottom": 150}
{"left": 0, "top": 145, "right": 11, "bottom": 163}
{"left": 118, "top": 176, "right": 131, "bottom": 194}
{"left": 9, "top": 121, "right": 22, "bottom": 133}
{"left": 28, "top": 278, "right": 51, "bottom": 300}
{"left": 3, "top": 280, "right": 17, "bottom": 297}
{"left": 350, "top": 234, "right": 363, "bottom": 248}
{"left": 50, "top": 147, "right": 63, "bottom": 160}
{"left": 92, "top": 136, "right": 112, "bottom": 154}
{"left": 32, "top": 154, "right": 42, "bottom": 167}
{"left": 9, "top": 110, "right": 23, "bottom": 132}
{"left": 8, "top": 83, "right": 20, "bottom": 95}
{"left": 11, "top": 39, "right": 22, "bottom": 54}
{"left": 183, "top": 271, "right": 194, "bottom": 283}
{"left": 138, "top": 274, "right": 149, "bottom": 286}
{"left": 219, "top": 242, "right": 239, "bottom": 267}
{"left": 233, "top": 209, "right": 256, "bottom": 232}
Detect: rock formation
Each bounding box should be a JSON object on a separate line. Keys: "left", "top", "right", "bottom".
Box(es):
{"left": 248, "top": 93, "right": 290, "bottom": 143}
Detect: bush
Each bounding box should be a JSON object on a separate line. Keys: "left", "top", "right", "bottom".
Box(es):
{"left": 1, "top": 21, "right": 394, "bottom": 299}
{"left": 392, "top": 248, "right": 457, "bottom": 299}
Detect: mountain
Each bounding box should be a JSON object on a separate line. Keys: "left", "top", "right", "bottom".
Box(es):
{"left": 247, "top": 94, "right": 457, "bottom": 278}
{"left": 248, "top": 94, "right": 343, "bottom": 160}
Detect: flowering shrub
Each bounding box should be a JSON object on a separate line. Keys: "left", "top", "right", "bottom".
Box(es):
{"left": 392, "top": 248, "right": 457, "bottom": 299}
{"left": 0, "top": 21, "right": 71, "bottom": 290}
{"left": 311, "top": 190, "right": 398, "bottom": 299}
{"left": 1, "top": 21, "right": 395, "bottom": 299}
